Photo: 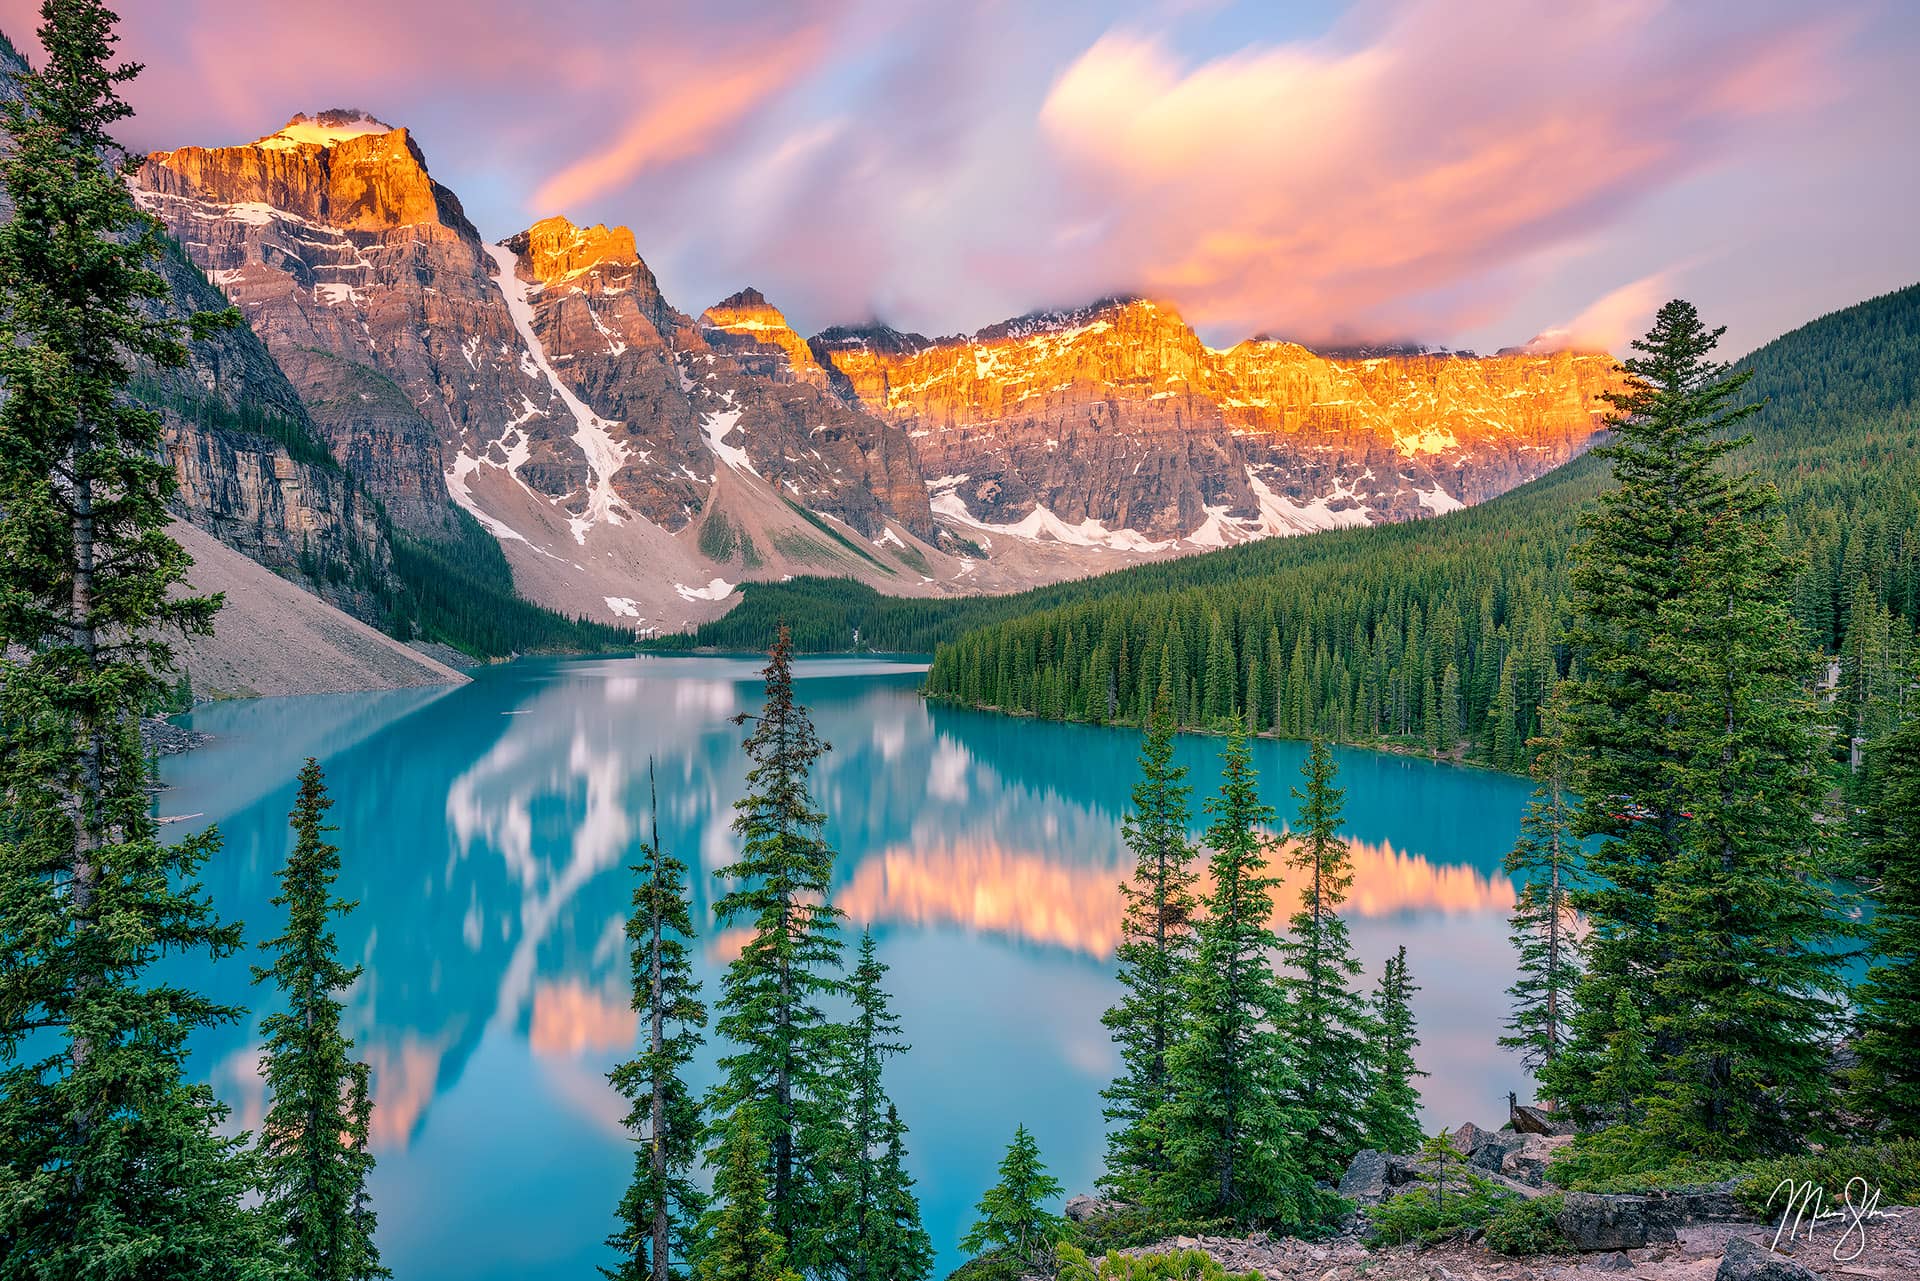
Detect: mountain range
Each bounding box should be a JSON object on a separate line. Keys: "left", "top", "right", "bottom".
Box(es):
{"left": 121, "top": 104, "right": 1627, "bottom": 659}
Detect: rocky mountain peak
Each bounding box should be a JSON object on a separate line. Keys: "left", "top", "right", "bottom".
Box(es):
{"left": 515, "top": 215, "right": 642, "bottom": 286}
{"left": 701, "top": 287, "right": 824, "bottom": 384}
{"left": 140, "top": 112, "right": 473, "bottom": 237}
{"left": 255, "top": 109, "right": 394, "bottom": 151}
{"left": 811, "top": 323, "right": 932, "bottom": 359}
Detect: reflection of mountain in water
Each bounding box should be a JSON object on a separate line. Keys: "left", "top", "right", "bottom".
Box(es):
{"left": 838, "top": 833, "right": 1515, "bottom": 960}
{"left": 166, "top": 655, "right": 1530, "bottom": 1157}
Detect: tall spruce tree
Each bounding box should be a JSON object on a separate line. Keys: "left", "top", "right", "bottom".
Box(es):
{"left": 709, "top": 625, "right": 846, "bottom": 1273}
{"left": 863, "top": 1105, "right": 933, "bottom": 1281}
{"left": 1641, "top": 469, "right": 1844, "bottom": 1155}
{"left": 1554, "top": 300, "right": 1760, "bottom": 1082}
{"left": 1276, "top": 739, "right": 1375, "bottom": 1182}
{"left": 1499, "top": 693, "right": 1583, "bottom": 1087}
{"left": 959, "top": 1124, "right": 1067, "bottom": 1276}
{"left": 1854, "top": 719, "right": 1920, "bottom": 1135}
{"left": 1549, "top": 300, "right": 1845, "bottom": 1161}
{"left": 0, "top": 4, "right": 260, "bottom": 1275}
{"left": 253, "top": 760, "right": 385, "bottom": 1280}
{"left": 1362, "top": 946, "right": 1425, "bottom": 1156}
{"left": 1100, "top": 686, "right": 1199, "bottom": 1202}
{"left": 607, "top": 761, "right": 708, "bottom": 1281}
{"left": 831, "top": 930, "right": 930, "bottom": 1281}
{"left": 695, "top": 1108, "right": 802, "bottom": 1281}
{"left": 1157, "top": 720, "right": 1309, "bottom": 1226}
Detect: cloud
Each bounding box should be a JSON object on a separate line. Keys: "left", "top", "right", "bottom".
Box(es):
{"left": 1537, "top": 269, "right": 1675, "bottom": 353}
{"left": 0, "top": 0, "right": 1897, "bottom": 348}
{"left": 529, "top": 28, "right": 830, "bottom": 213}
{"left": 1032, "top": 0, "right": 1846, "bottom": 345}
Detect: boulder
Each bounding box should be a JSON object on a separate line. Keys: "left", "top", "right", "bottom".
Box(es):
{"left": 1716, "top": 1236, "right": 1817, "bottom": 1281}
{"left": 1337, "top": 1149, "right": 1391, "bottom": 1204}
{"left": 1511, "top": 1102, "right": 1576, "bottom": 1136}
{"left": 1555, "top": 1191, "right": 1682, "bottom": 1250}
{"left": 1674, "top": 1182, "right": 1749, "bottom": 1224}
{"left": 1499, "top": 1133, "right": 1573, "bottom": 1187}
{"left": 1470, "top": 1133, "right": 1529, "bottom": 1175}
{"left": 1450, "top": 1121, "right": 1494, "bottom": 1155}
{"left": 1063, "top": 1194, "right": 1124, "bottom": 1224}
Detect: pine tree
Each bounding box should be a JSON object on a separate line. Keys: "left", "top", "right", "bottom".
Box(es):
{"left": 1499, "top": 694, "right": 1583, "bottom": 1087}
{"left": 1100, "top": 687, "right": 1199, "bottom": 1203}
{"left": 1362, "top": 946, "right": 1425, "bottom": 1156}
{"left": 1276, "top": 739, "right": 1375, "bottom": 1182}
{"left": 1852, "top": 720, "right": 1920, "bottom": 1135}
{"left": 0, "top": 4, "right": 260, "bottom": 1275}
{"left": 254, "top": 760, "right": 386, "bottom": 1279}
{"left": 1550, "top": 300, "right": 1846, "bottom": 1159}
{"left": 708, "top": 625, "right": 847, "bottom": 1272}
{"left": 607, "top": 761, "right": 708, "bottom": 1281}
{"left": 1157, "top": 720, "right": 1310, "bottom": 1226}
{"left": 959, "top": 1124, "right": 1067, "bottom": 1275}
{"left": 1639, "top": 468, "right": 1845, "bottom": 1153}
{"left": 1556, "top": 300, "right": 1760, "bottom": 1084}
{"left": 695, "top": 1108, "right": 802, "bottom": 1281}
{"left": 831, "top": 931, "right": 931, "bottom": 1281}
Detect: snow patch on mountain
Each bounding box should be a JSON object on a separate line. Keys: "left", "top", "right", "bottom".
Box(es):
{"left": 700, "top": 408, "right": 757, "bottom": 476}
{"left": 674, "top": 578, "right": 737, "bottom": 602}
{"left": 930, "top": 489, "right": 1172, "bottom": 553}
{"left": 484, "top": 241, "right": 632, "bottom": 545}
{"left": 256, "top": 111, "right": 392, "bottom": 150}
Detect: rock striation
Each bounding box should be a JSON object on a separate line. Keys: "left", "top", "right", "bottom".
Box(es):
{"left": 815, "top": 297, "right": 1624, "bottom": 550}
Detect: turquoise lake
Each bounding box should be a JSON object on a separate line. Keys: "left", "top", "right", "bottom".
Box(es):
{"left": 158, "top": 654, "right": 1541, "bottom": 1280}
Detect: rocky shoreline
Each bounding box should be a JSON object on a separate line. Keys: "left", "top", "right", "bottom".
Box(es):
{"left": 1053, "top": 1113, "right": 1918, "bottom": 1281}
{"left": 1092, "top": 1216, "right": 1918, "bottom": 1281}
{"left": 141, "top": 714, "right": 212, "bottom": 760}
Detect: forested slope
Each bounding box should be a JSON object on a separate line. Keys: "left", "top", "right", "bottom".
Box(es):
{"left": 682, "top": 285, "right": 1919, "bottom": 766}
{"left": 914, "top": 284, "right": 1919, "bottom": 765}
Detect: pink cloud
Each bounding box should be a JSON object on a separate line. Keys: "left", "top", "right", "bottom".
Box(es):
{"left": 0, "top": 0, "right": 1900, "bottom": 351}
{"left": 531, "top": 28, "right": 828, "bottom": 214}
{"left": 1032, "top": 0, "right": 1848, "bottom": 345}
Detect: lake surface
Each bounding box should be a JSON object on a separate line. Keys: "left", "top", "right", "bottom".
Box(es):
{"left": 159, "top": 655, "right": 1539, "bottom": 1280}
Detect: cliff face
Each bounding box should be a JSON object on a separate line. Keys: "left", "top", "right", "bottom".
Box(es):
{"left": 138, "top": 114, "right": 530, "bottom": 536}
{"left": 147, "top": 239, "right": 399, "bottom": 625}
{"left": 0, "top": 42, "right": 401, "bottom": 630}
{"left": 815, "top": 298, "right": 1624, "bottom": 548}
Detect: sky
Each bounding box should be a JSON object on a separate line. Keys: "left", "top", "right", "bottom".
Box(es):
{"left": 3, "top": 0, "right": 1916, "bottom": 356}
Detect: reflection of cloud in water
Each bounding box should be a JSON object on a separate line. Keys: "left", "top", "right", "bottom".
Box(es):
{"left": 928, "top": 742, "right": 971, "bottom": 802}
{"left": 529, "top": 979, "right": 637, "bottom": 1057}
{"left": 363, "top": 1031, "right": 455, "bottom": 1150}
{"left": 674, "top": 679, "right": 737, "bottom": 719}
{"left": 840, "top": 833, "right": 1513, "bottom": 959}
{"left": 444, "top": 701, "right": 638, "bottom": 1036}
{"left": 215, "top": 1043, "right": 267, "bottom": 1134}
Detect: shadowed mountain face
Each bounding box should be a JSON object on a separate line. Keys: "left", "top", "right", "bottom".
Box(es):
{"left": 132, "top": 109, "right": 1624, "bottom": 630}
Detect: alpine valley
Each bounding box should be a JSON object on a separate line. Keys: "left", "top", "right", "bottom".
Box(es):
{"left": 128, "top": 106, "right": 1626, "bottom": 672}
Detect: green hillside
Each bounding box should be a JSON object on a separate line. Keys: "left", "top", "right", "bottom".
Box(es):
{"left": 679, "top": 284, "right": 1920, "bottom": 767}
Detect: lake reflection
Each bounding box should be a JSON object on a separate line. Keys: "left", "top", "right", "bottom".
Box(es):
{"left": 161, "top": 655, "right": 1538, "bottom": 1281}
